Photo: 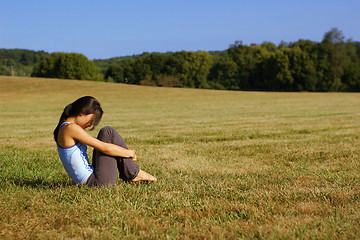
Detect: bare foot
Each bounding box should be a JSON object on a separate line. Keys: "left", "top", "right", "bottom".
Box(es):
{"left": 131, "top": 170, "right": 157, "bottom": 182}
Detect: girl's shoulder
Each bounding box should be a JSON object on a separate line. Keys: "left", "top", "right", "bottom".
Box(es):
{"left": 58, "top": 123, "right": 84, "bottom": 148}
{"left": 61, "top": 123, "right": 87, "bottom": 138}
{"left": 61, "top": 122, "right": 82, "bottom": 131}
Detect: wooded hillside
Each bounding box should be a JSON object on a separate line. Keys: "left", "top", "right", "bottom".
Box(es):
{"left": 1, "top": 28, "right": 359, "bottom": 91}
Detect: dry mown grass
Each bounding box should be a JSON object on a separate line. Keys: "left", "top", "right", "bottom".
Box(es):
{"left": 0, "top": 76, "right": 359, "bottom": 239}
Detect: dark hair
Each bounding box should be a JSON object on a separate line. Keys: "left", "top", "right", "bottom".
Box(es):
{"left": 53, "top": 96, "right": 103, "bottom": 142}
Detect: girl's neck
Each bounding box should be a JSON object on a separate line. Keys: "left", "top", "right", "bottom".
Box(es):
{"left": 65, "top": 117, "right": 76, "bottom": 124}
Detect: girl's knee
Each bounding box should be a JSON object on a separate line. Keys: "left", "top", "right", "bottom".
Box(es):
{"left": 97, "top": 126, "right": 126, "bottom": 147}
{"left": 100, "top": 126, "right": 115, "bottom": 132}
{"left": 97, "top": 126, "right": 116, "bottom": 141}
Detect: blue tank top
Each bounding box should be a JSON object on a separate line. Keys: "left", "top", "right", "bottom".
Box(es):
{"left": 56, "top": 122, "right": 93, "bottom": 185}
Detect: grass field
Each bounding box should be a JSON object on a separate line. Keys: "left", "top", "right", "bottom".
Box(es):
{"left": 0, "top": 76, "right": 359, "bottom": 239}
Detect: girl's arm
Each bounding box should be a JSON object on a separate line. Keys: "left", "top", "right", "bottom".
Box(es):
{"left": 67, "top": 124, "right": 135, "bottom": 159}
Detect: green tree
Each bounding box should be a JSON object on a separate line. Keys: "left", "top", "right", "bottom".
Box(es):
{"left": 104, "top": 64, "right": 124, "bottom": 82}
{"left": 317, "top": 29, "right": 346, "bottom": 91}
{"left": 208, "top": 56, "right": 237, "bottom": 90}
{"left": 0, "top": 49, "right": 48, "bottom": 76}
{"left": 223, "top": 42, "right": 263, "bottom": 90}
{"left": 190, "top": 51, "right": 213, "bottom": 88}
{"left": 341, "top": 41, "right": 360, "bottom": 91}
{"left": 164, "top": 51, "right": 213, "bottom": 88}
{"left": 261, "top": 41, "right": 277, "bottom": 52}
{"left": 323, "top": 28, "right": 345, "bottom": 44}
{"left": 141, "top": 52, "right": 168, "bottom": 79}
{"left": 32, "top": 52, "right": 97, "bottom": 80}
{"left": 260, "top": 49, "right": 293, "bottom": 91}
{"left": 131, "top": 59, "right": 152, "bottom": 85}
{"left": 283, "top": 46, "right": 317, "bottom": 91}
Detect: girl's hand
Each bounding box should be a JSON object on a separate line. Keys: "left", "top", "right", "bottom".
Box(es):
{"left": 129, "top": 149, "right": 137, "bottom": 162}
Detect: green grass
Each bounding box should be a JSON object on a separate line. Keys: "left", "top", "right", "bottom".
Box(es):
{"left": 0, "top": 76, "right": 359, "bottom": 239}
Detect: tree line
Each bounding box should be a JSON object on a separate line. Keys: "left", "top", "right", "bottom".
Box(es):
{"left": 0, "top": 49, "right": 48, "bottom": 76}
{"left": 103, "top": 28, "right": 360, "bottom": 91}
{"left": 1, "top": 28, "right": 360, "bottom": 91}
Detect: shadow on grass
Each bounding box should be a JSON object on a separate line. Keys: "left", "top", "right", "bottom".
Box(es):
{"left": 2, "top": 176, "right": 157, "bottom": 189}
{"left": 2, "top": 176, "right": 74, "bottom": 189}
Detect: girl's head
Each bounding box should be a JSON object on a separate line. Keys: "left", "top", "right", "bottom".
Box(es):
{"left": 54, "top": 96, "right": 103, "bottom": 142}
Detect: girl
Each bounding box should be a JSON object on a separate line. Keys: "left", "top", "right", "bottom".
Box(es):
{"left": 54, "top": 96, "right": 157, "bottom": 187}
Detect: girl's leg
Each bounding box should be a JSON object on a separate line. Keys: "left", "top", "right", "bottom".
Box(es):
{"left": 91, "top": 126, "right": 140, "bottom": 187}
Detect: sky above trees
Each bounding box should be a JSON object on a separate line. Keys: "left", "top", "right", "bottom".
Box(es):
{"left": 1, "top": 0, "right": 359, "bottom": 59}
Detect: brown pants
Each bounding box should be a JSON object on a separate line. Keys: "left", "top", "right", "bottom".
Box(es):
{"left": 85, "top": 126, "right": 139, "bottom": 187}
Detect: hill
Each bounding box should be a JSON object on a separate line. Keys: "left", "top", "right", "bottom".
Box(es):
{"left": 2, "top": 32, "right": 360, "bottom": 92}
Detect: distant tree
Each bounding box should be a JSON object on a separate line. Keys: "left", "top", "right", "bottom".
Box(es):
{"left": 341, "top": 41, "right": 360, "bottom": 91}
{"left": 121, "top": 59, "right": 137, "bottom": 84}
{"left": 141, "top": 52, "right": 167, "bottom": 79}
{"left": 32, "top": 52, "right": 97, "bottom": 80}
{"left": 260, "top": 49, "right": 293, "bottom": 91}
{"left": 131, "top": 59, "right": 152, "bottom": 85}
{"left": 190, "top": 51, "right": 214, "bottom": 88}
{"left": 261, "top": 42, "right": 277, "bottom": 52}
{"left": 104, "top": 64, "right": 124, "bottom": 82}
{"left": 283, "top": 46, "right": 317, "bottom": 91}
{"left": 323, "top": 28, "right": 345, "bottom": 44}
{"left": 234, "top": 44, "right": 264, "bottom": 90}
{"left": 342, "top": 56, "right": 360, "bottom": 91}
{"left": 208, "top": 56, "right": 237, "bottom": 90}
{"left": 317, "top": 29, "right": 346, "bottom": 91}
{"left": 0, "top": 49, "right": 48, "bottom": 76}
{"left": 356, "top": 43, "right": 360, "bottom": 59}
{"left": 164, "top": 51, "right": 213, "bottom": 88}
{"left": 0, "top": 58, "right": 16, "bottom": 75}
{"left": 225, "top": 43, "right": 255, "bottom": 90}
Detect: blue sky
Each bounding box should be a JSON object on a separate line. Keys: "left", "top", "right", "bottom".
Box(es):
{"left": 1, "top": 0, "right": 359, "bottom": 59}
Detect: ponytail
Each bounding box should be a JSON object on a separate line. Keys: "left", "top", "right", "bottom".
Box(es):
{"left": 53, "top": 96, "right": 103, "bottom": 142}
{"left": 53, "top": 104, "right": 73, "bottom": 142}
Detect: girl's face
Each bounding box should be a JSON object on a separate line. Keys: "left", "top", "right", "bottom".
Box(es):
{"left": 77, "top": 113, "right": 96, "bottom": 129}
